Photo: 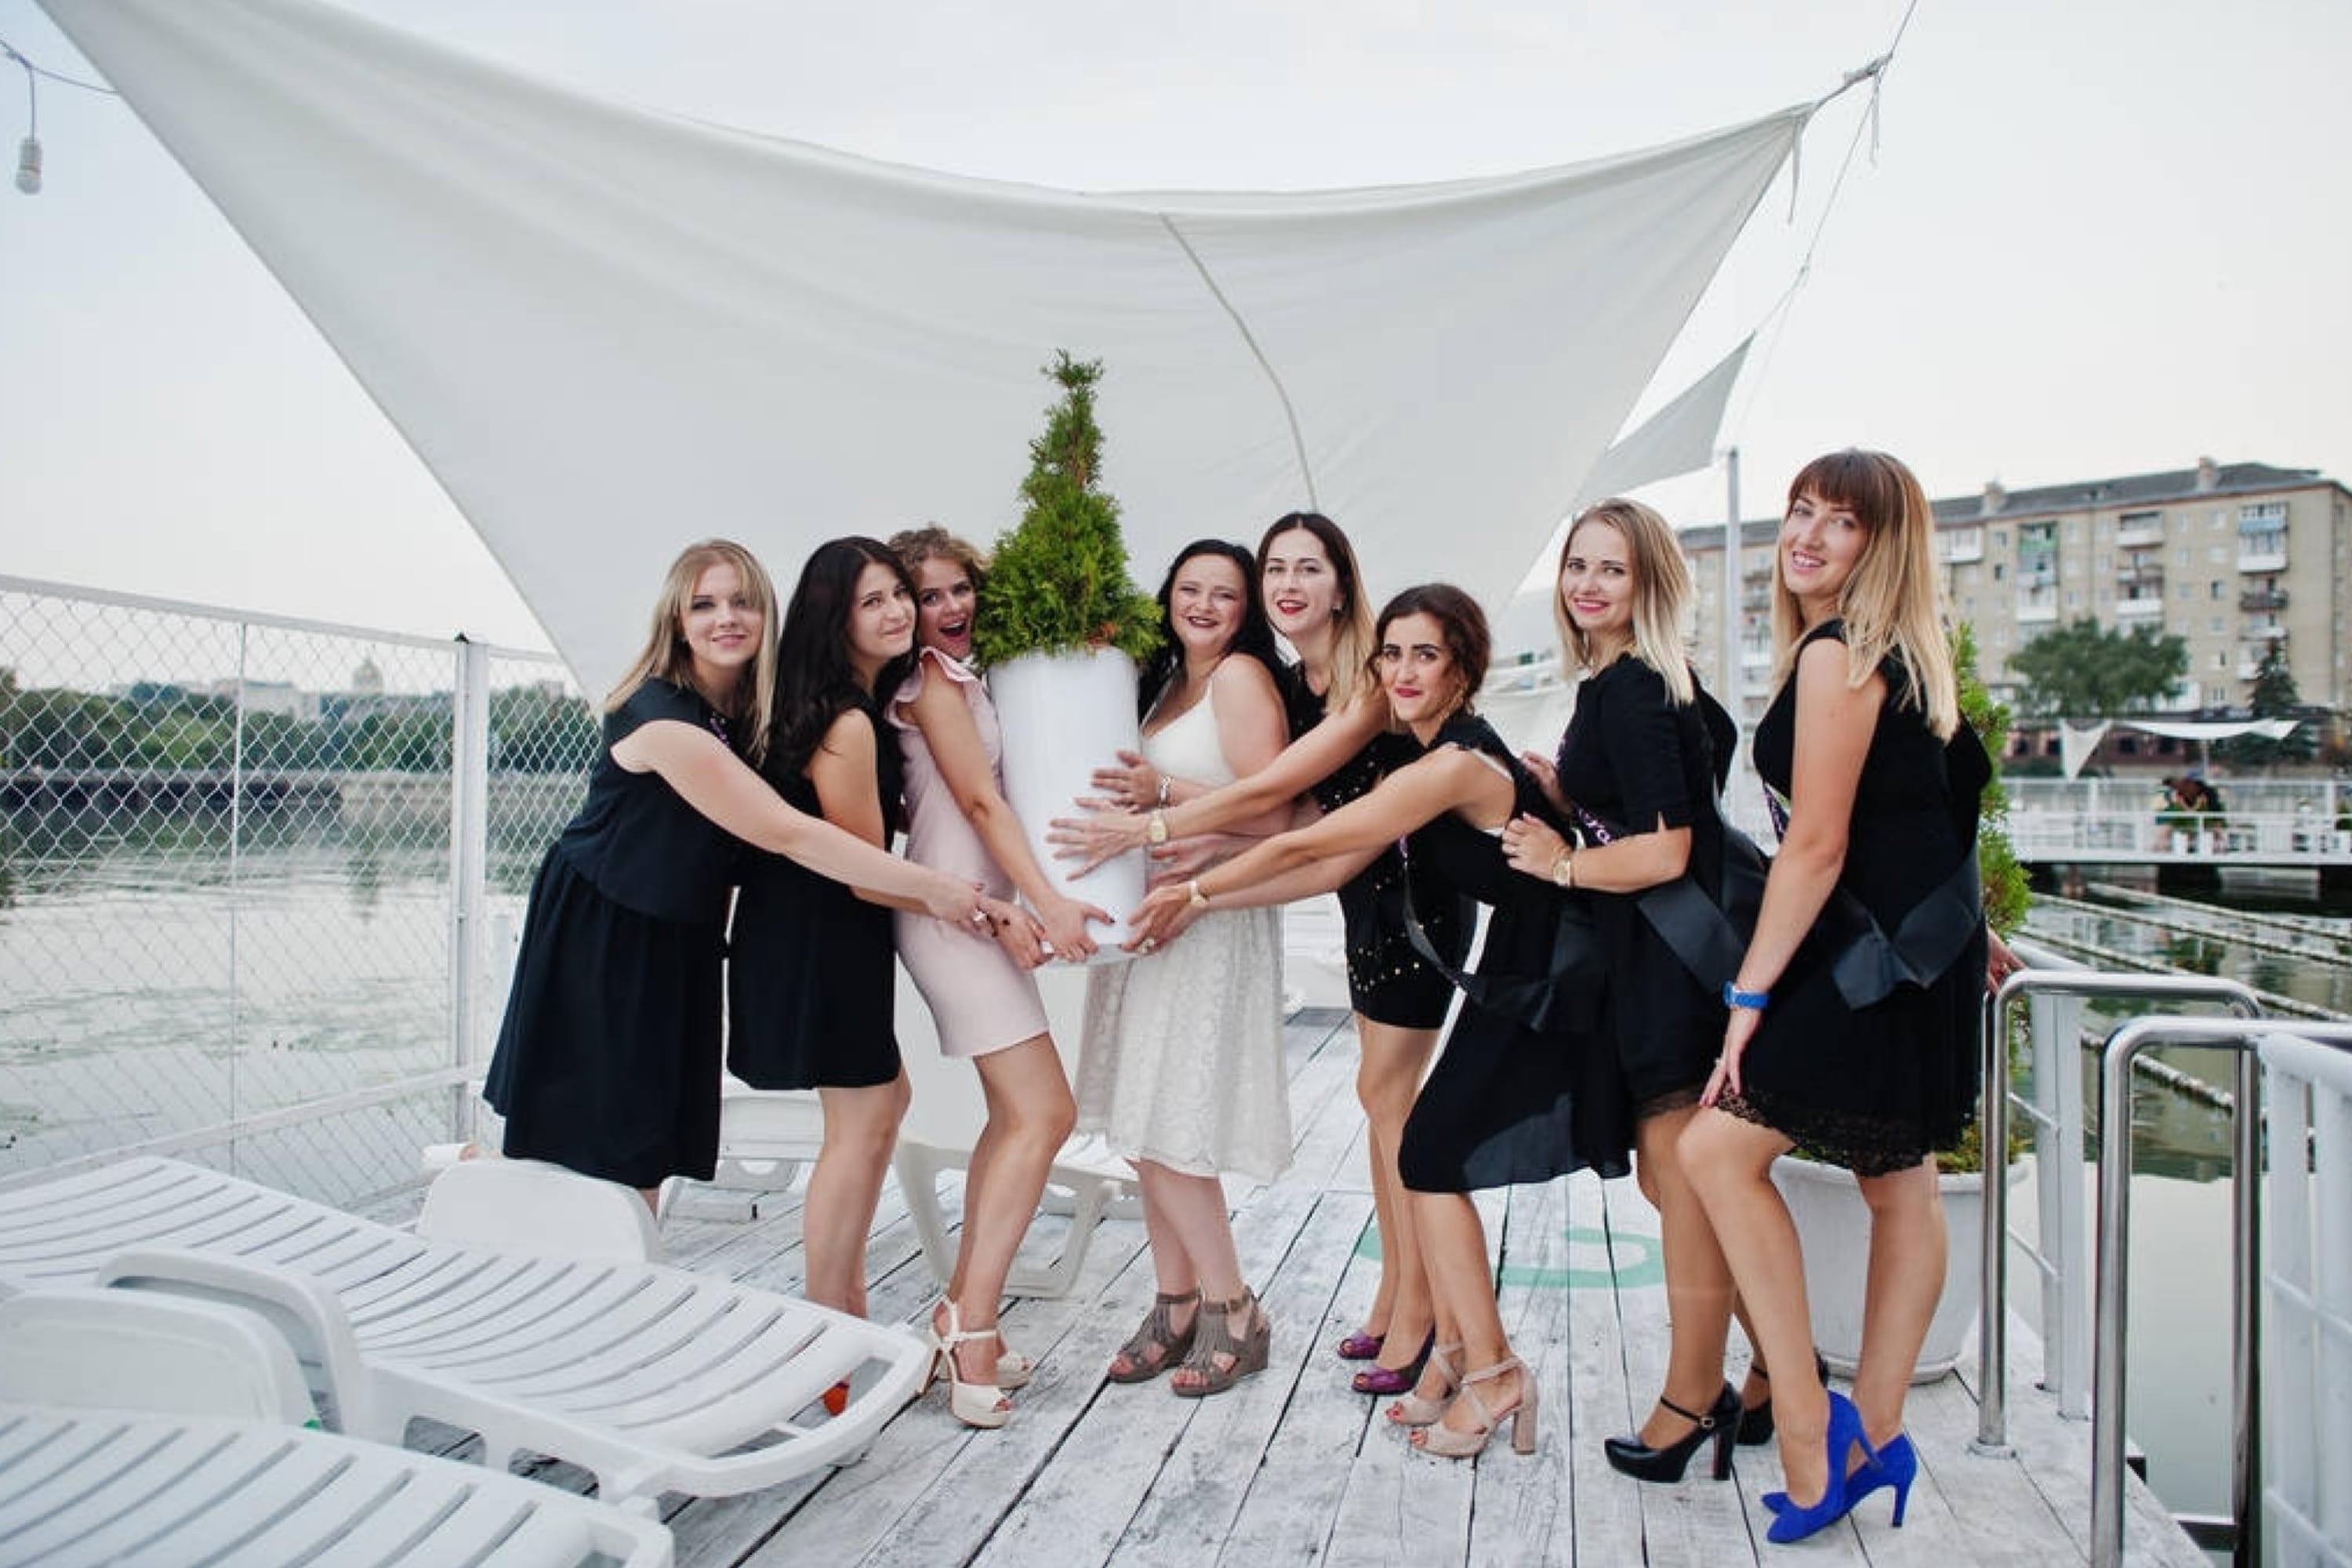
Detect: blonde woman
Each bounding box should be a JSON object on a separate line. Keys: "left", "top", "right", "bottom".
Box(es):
{"left": 1494, "top": 499, "right": 1751, "bottom": 1483}
{"left": 485, "top": 539, "right": 985, "bottom": 1209}
{"left": 1681, "top": 452, "right": 1991, "bottom": 1544}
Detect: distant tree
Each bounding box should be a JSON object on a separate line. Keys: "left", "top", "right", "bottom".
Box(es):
{"left": 2216, "top": 642, "right": 2315, "bottom": 767}
{"left": 2008, "top": 618, "right": 2187, "bottom": 719}
{"left": 1955, "top": 623, "right": 2029, "bottom": 937}
{"left": 0, "top": 688, "right": 136, "bottom": 769}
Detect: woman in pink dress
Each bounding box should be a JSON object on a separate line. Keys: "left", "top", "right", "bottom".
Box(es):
{"left": 885, "top": 526, "right": 1111, "bottom": 1429}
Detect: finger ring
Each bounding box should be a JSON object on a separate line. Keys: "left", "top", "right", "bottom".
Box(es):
{"left": 1139, "top": 937, "right": 1157, "bottom": 953}
{"left": 969, "top": 909, "right": 989, "bottom": 927}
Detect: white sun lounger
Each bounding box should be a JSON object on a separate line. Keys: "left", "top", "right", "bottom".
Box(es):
{"left": 0, "top": 1288, "right": 673, "bottom": 1567}
{"left": 0, "top": 1156, "right": 930, "bottom": 1509}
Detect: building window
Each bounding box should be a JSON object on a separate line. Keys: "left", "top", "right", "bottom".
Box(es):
{"left": 2211, "top": 581, "right": 2224, "bottom": 599}
{"left": 2176, "top": 547, "right": 2192, "bottom": 567}
{"left": 2210, "top": 615, "right": 2223, "bottom": 633}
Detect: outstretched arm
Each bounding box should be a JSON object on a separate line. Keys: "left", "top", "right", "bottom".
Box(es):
{"left": 1051, "top": 684, "right": 1388, "bottom": 872}
{"left": 613, "top": 718, "right": 983, "bottom": 926}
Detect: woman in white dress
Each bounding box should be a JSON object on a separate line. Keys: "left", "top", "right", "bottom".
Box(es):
{"left": 1077, "top": 539, "right": 1293, "bottom": 1396}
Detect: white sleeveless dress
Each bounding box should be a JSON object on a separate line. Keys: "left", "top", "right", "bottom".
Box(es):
{"left": 1075, "top": 680, "right": 1290, "bottom": 1181}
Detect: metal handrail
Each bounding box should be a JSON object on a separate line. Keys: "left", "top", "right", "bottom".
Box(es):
{"left": 2089, "top": 1018, "right": 2352, "bottom": 1568}
{"left": 1978, "top": 970, "right": 2263, "bottom": 1455}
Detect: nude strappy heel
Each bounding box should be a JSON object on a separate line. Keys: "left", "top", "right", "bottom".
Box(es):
{"left": 926, "top": 1299, "right": 1011, "bottom": 1429}
{"left": 1385, "top": 1341, "right": 1464, "bottom": 1428}
{"left": 1410, "top": 1356, "right": 1537, "bottom": 1458}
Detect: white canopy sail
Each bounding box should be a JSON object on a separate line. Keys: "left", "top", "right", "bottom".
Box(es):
{"left": 42, "top": 0, "right": 1817, "bottom": 691}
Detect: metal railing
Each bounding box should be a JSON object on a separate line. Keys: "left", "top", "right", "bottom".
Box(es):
{"left": 0, "top": 575, "right": 589, "bottom": 1205}
{"left": 2089, "top": 1018, "right": 2352, "bottom": 1568}
{"left": 1975, "top": 953, "right": 2352, "bottom": 1566}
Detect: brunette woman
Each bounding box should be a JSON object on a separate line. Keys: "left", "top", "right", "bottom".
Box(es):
{"left": 1131, "top": 585, "right": 1632, "bottom": 1455}
{"left": 729, "top": 538, "right": 927, "bottom": 1325}
{"left": 484, "top": 539, "right": 985, "bottom": 1209}
{"left": 1077, "top": 540, "right": 1294, "bottom": 1397}
{"left": 1052, "top": 513, "right": 1469, "bottom": 1395}
{"left": 885, "top": 526, "right": 1109, "bottom": 1429}
{"left": 1681, "top": 451, "right": 1991, "bottom": 1544}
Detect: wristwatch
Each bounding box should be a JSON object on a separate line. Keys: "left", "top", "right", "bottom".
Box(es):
{"left": 1146, "top": 810, "right": 1170, "bottom": 845}
{"left": 1550, "top": 849, "right": 1576, "bottom": 889}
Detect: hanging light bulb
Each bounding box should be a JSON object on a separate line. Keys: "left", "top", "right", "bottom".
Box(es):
{"left": 13, "top": 133, "right": 37, "bottom": 194}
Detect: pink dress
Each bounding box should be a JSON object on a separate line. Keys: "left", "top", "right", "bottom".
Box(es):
{"left": 889, "top": 647, "right": 1051, "bottom": 1058}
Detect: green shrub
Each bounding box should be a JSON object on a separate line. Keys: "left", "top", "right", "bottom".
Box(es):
{"left": 971, "top": 353, "right": 1163, "bottom": 669}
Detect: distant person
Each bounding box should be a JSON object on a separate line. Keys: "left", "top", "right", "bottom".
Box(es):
{"left": 483, "top": 539, "right": 985, "bottom": 1211}
{"left": 1681, "top": 452, "right": 1996, "bottom": 1544}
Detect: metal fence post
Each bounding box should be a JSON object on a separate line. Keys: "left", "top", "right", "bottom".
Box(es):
{"left": 448, "top": 637, "right": 492, "bottom": 1144}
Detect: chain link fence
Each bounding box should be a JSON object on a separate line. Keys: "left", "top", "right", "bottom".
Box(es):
{"left": 0, "top": 577, "right": 591, "bottom": 1207}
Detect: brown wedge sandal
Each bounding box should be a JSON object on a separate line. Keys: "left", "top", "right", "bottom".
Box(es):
{"left": 1171, "top": 1289, "right": 1271, "bottom": 1399}
{"left": 1108, "top": 1289, "right": 1200, "bottom": 1384}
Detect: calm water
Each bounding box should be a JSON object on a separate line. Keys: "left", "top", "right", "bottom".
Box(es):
{"left": 2020, "top": 868, "right": 2352, "bottom": 1549}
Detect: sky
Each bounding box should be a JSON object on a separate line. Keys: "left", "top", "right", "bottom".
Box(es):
{"left": 2, "top": 0, "right": 2347, "bottom": 663}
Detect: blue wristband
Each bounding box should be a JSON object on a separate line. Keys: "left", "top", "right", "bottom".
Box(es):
{"left": 1723, "top": 981, "right": 1769, "bottom": 1012}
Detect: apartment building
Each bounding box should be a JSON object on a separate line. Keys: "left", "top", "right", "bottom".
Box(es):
{"left": 1677, "top": 459, "right": 2351, "bottom": 742}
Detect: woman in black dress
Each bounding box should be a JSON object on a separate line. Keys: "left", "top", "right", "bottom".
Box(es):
{"left": 1051, "top": 513, "right": 1470, "bottom": 1396}
{"left": 730, "top": 537, "right": 927, "bottom": 1323}
{"left": 1131, "top": 585, "right": 1628, "bottom": 1460}
{"left": 484, "top": 539, "right": 990, "bottom": 1208}
{"left": 1681, "top": 452, "right": 1991, "bottom": 1544}
{"left": 1494, "top": 499, "right": 1751, "bottom": 1483}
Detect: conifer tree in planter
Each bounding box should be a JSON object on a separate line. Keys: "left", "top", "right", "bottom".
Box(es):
{"left": 1770, "top": 622, "right": 2031, "bottom": 1380}
{"left": 978, "top": 353, "right": 1163, "bottom": 946}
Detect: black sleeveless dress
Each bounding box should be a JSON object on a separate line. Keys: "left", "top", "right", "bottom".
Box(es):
{"left": 1278, "top": 664, "right": 1469, "bottom": 1029}
{"left": 1721, "top": 620, "right": 1987, "bottom": 1175}
{"left": 485, "top": 678, "right": 741, "bottom": 1187}
{"left": 726, "top": 696, "right": 904, "bottom": 1090}
{"left": 1552, "top": 657, "right": 1740, "bottom": 1115}
{"left": 1396, "top": 716, "right": 1632, "bottom": 1192}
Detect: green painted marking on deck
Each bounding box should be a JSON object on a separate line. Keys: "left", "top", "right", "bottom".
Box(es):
{"left": 1353, "top": 1221, "right": 1664, "bottom": 1289}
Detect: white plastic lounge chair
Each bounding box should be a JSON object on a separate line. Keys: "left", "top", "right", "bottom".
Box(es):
{"left": 888, "top": 965, "right": 1141, "bottom": 1298}
{"left": 0, "top": 1156, "right": 929, "bottom": 1509}
{"left": 0, "top": 1288, "right": 673, "bottom": 1567}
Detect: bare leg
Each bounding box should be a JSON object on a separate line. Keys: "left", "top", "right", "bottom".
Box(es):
{"left": 1679, "top": 1107, "right": 1835, "bottom": 1506}
{"left": 1131, "top": 1162, "right": 1266, "bottom": 1391}
{"left": 1356, "top": 1018, "right": 1439, "bottom": 1367}
{"left": 1407, "top": 1189, "right": 1528, "bottom": 1443}
{"left": 937, "top": 1036, "right": 1076, "bottom": 1381}
{"left": 1632, "top": 1105, "right": 1737, "bottom": 1446}
{"left": 802, "top": 1072, "right": 912, "bottom": 1319}
{"left": 1851, "top": 1159, "right": 1945, "bottom": 1448}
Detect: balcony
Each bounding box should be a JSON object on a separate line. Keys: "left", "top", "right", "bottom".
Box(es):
{"left": 2115, "top": 519, "right": 2165, "bottom": 548}
{"left": 2241, "top": 587, "right": 2289, "bottom": 613}
{"left": 2017, "top": 599, "right": 2060, "bottom": 626}
{"left": 2114, "top": 564, "right": 2165, "bottom": 590}
{"left": 2238, "top": 536, "right": 2288, "bottom": 572}
{"left": 2114, "top": 595, "right": 2165, "bottom": 619}
{"left": 1940, "top": 530, "right": 1984, "bottom": 564}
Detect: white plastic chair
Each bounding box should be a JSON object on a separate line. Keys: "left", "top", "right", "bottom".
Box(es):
{"left": 0, "top": 1290, "right": 673, "bottom": 1567}
{"left": 0, "top": 1156, "right": 930, "bottom": 1510}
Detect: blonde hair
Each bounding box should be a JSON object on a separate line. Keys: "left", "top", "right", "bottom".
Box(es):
{"left": 1552, "top": 499, "right": 1695, "bottom": 706}
{"left": 1771, "top": 450, "right": 1958, "bottom": 739}
{"left": 886, "top": 524, "right": 989, "bottom": 594}
{"left": 604, "top": 539, "right": 781, "bottom": 765}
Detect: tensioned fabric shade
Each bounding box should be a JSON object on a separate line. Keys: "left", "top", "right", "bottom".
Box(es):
{"left": 41, "top": 0, "right": 1817, "bottom": 693}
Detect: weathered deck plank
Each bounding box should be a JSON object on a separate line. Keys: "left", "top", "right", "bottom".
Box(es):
{"left": 385, "top": 1004, "right": 2208, "bottom": 1566}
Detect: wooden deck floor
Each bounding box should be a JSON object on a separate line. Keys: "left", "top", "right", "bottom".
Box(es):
{"left": 397, "top": 1007, "right": 2209, "bottom": 1566}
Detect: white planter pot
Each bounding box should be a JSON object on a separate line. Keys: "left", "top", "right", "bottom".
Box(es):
{"left": 1769, "top": 1153, "right": 2026, "bottom": 1382}
{"left": 988, "top": 647, "right": 1149, "bottom": 958}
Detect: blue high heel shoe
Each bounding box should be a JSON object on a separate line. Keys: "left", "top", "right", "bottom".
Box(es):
{"left": 1763, "top": 1391, "right": 1879, "bottom": 1545}
{"left": 1844, "top": 1432, "right": 1915, "bottom": 1527}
